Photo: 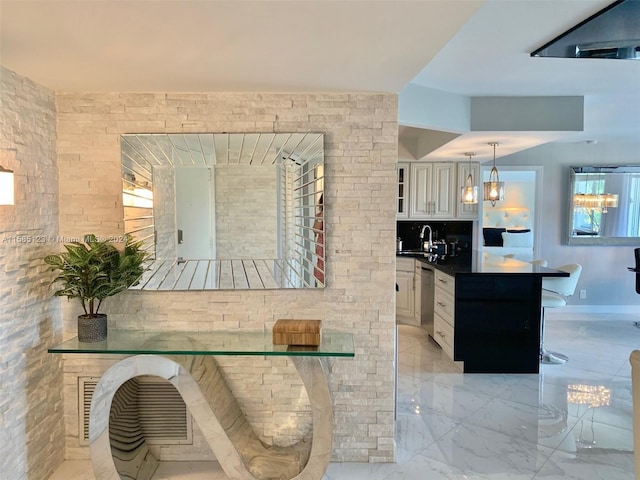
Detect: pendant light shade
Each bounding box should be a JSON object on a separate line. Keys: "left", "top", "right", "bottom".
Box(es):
{"left": 483, "top": 142, "right": 504, "bottom": 207}
{"left": 0, "top": 165, "right": 15, "bottom": 205}
{"left": 460, "top": 152, "right": 478, "bottom": 204}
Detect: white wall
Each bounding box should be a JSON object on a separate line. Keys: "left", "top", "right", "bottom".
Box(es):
{"left": 0, "top": 67, "right": 64, "bottom": 480}
{"left": 498, "top": 142, "right": 640, "bottom": 307}
{"left": 55, "top": 91, "right": 399, "bottom": 463}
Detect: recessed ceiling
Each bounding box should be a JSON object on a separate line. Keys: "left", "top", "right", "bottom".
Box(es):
{"left": 406, "top": 0, "right": 640, "bottom": 162}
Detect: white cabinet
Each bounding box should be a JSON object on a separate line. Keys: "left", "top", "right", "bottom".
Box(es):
{"left": 397, "top": 163, "right": 409, "bottom": 218}
{"left": 396, "top": 270, "right": 414, "bottom": 319}
{"left": 413, "top": 261, "right": 421, "bottom": 325}
{"left": 397, "top": 161, "right": 479, "bottom": 220}
{"left": 396, "top": 257, "right": 419, "bottom": 325}
{"left": 410, "top": 163, "right": 456, "bottom": 219}
{"left": 433, "top": 270, "right": 456, "bottom": 361}
{"left": 456, "top": 162, "right": 480, "bottom": 219}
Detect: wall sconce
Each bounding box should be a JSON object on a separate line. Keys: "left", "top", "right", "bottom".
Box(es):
{"left": 460, "top": 152, "right": 478, "bottom": 204}
{"left": 483, "top": 142, "right": 504, "bottom": 207}
{"left": 0, "top": 164, "right": 15, "bottom": 205}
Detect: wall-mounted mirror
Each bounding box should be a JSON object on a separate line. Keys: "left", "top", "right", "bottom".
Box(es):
{"left": 568, "top": 165, "right": 640, "bottom": 245}
{"left": 121, "top": 133, "right": 324, "bottom": 290}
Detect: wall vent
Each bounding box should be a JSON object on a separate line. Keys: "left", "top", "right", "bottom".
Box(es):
{"left": 79, "top": 376, "right": 192, "bottom": 445}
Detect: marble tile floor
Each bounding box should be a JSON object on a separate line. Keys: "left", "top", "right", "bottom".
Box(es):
{"left": 49, "top": 311, "right": 637, "bottom": 480}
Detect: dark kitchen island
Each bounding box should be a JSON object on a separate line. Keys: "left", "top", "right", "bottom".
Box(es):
{"left": 401, "top": 250, "right": 569, "bottom": 374}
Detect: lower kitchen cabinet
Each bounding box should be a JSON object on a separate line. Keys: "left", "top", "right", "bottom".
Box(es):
{"left": 413, "top": 261, "right": 421, "bottom": 325}
{"left": 396, "top": 257, "right": 420, "bottom": 326}
{"left": 433, "top": 270, "right": 462, "bottom": 370}
{"left": 396, "top": 270, "right": 414, "bottom": 319}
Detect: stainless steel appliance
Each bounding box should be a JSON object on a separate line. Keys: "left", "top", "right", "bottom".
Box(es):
{"left": 420, "top": 265, "right": 435, "bottom": 336}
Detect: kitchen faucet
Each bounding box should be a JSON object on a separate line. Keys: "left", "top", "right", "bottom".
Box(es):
{"left": 419, "top": 224, "right": 433, "bottom": 251}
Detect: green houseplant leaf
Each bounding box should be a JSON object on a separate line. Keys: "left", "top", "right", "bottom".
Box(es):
{"left": 44, "top": 234, "right": 151, "bottom": 317}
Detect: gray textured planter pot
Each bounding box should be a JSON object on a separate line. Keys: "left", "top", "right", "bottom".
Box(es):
{"left": 78, "top": 314, "right": 107, "bottom": 343}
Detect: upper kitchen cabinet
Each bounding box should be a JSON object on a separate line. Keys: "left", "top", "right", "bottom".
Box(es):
{"left": 410, "top": 163, "right": 455, "bottom": 219}
{"left": 456, "top": 162, "right": 480, "bottom": 219}
{"left": 397, "top": 163, "right": 409, "bottom": 218}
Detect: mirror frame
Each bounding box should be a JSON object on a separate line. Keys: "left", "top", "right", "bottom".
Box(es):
{"left": 121, "top": 133, "right": 325, "bottom": 290}
{"left": 567, "top": 165, "right": 640, "bottom": 246}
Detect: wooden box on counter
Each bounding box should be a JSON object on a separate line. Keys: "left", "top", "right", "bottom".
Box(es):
{"left": 272, "top": 319, "right": 322, "bottom": 346}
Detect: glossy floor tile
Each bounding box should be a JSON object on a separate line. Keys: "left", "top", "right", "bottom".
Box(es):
{"left": 48, "top": 312, "right": 637, "bottom": 479}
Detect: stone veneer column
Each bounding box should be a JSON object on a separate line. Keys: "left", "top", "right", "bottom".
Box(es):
{"left": 56, "top": 92, "right": 398, "bottom": 463}
{"left": 0, "top": 67, "right": 63, "bottom": 479}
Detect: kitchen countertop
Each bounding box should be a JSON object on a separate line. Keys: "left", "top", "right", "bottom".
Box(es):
{"left": 398, "top": 250, "right": 568, "bottom": 277}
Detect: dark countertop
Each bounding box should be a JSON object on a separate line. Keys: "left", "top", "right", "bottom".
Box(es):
{"left": 398, "top": 250, "right": 569, "bottom": 277}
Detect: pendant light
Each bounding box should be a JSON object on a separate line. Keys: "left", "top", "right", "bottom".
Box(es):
{"left": 460, "top": 152, "right": 478, "bottom": 204}
{"left": 483, "top": 142, "right": 504, "bottom": 207}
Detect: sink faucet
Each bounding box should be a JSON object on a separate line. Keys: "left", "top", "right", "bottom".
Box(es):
{"left": 419, "top": 224, "right": 433, "bottom": 251}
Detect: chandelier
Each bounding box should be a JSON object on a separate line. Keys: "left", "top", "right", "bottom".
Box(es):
{"left": 573, "top": 192, "right": 619, "bottom": 213}
{"left": 567, "top": 384, "right": 611, "bottom": 408}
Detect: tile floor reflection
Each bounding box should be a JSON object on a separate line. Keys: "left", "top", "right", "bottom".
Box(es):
{"left": 49, "top": 312, "right": 636, "bottom": 480}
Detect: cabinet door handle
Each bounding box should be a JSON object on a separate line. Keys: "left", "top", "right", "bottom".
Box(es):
{"left": 438, "top": 278, "right": 448, "bottom": 285}
{"left": 437, "top": 301, "right": 446, "bottom": 308}
{"left": 436, "top": 331, "right": 446, "bottom": 338}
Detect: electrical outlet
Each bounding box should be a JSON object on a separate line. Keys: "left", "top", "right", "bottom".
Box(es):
{"left": 579, "top": 289, "right": 587, "bottom": 299}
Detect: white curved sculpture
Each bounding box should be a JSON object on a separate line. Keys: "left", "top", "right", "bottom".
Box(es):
{"left": 89, "top": 354, "right": 332, "bottom": 480}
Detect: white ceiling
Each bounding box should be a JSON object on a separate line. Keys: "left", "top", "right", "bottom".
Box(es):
{"left": 1, "top": 0, "right": 638, "bottom": 162}
{"left": 0, "top": 1, "right": 481, "bottom": 92}
{"left": 409, "top": 0, "right": 640, "bottom": 161}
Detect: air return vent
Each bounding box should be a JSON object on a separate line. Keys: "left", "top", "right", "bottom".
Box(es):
{"left": 79, "top": 376, "right": 192, "bottom": 445}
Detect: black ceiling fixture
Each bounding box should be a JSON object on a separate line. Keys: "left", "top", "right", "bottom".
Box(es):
{"left": 531, "top": 0, "right": 640, "bottom": 60}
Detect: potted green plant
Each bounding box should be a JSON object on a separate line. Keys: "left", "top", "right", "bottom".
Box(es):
{"left": 44, "top": 234, "right": 150, "bottom": 342}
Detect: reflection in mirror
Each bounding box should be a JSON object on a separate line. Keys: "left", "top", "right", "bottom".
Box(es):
{"left": 121, "top": 133, "right": 324, "bottom": 290}
{"left": 568, "top": 166, "right": 640, "bottom": 245}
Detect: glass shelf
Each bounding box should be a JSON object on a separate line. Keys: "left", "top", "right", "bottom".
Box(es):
{"left": 48, "top": 330, "right": 354, "bottom": 357}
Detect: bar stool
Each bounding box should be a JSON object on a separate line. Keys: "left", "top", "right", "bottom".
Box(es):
{"left": 540, "top": 264, "right": 582, "bottom": 365}
{"left": 628, "top": 247, "right": 640, "bottom": 294}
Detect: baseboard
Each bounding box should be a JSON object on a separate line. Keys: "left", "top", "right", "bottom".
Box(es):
{"left": 549, "top": 305, "right": 640, "bottom": 316}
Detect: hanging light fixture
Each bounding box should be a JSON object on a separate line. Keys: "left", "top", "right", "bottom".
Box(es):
{"left": 483, "top": 142, "right": 504, "bottom": 207}
{"left": 0, "top": 164, "right": 15, "bottom": 205}
{"left": 460, "top": 152, "right": 478, "bottom": 204}
{"left": 572, "top": 143, "right": 619, "bottom": 216}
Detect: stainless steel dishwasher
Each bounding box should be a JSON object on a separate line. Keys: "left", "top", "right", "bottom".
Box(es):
{"left": 420, "top": 265, "right": 435, "bottom": 337}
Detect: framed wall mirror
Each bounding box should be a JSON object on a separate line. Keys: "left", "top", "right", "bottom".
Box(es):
{"left": 121, "top": 133, "right": 325, "bottom": 290}
{"left": 567, "top": 165, "right": 640, "bottom": 245}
